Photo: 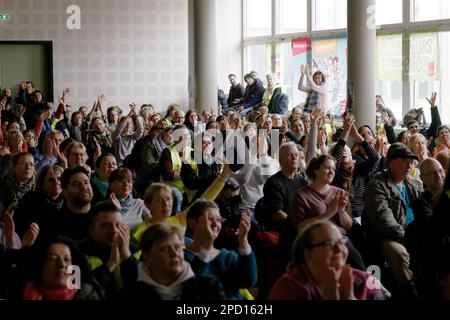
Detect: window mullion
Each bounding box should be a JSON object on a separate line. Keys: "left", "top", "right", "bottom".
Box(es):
{"left": 272, "top": 0, "right": 277, "bottom": 40}
{"left": 308, "top": 0, "right": 313, "bottom": 36}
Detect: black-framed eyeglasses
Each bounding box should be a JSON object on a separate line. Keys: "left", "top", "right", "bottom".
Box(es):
{"left": 306, "top": 236, "right": 349, "bottom": 251}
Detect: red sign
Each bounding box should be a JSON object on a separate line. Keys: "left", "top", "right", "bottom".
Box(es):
{"left": 291, "top": 37, "right": 311, "bottom": 56}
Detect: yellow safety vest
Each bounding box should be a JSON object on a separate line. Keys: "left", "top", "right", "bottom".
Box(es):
{"left": 162, "top": 145, "right": 196, "bottom": 191}
{"left": 161, "top": 145, "right": 198, "bottom": 202}
{"left": 86, "top": 251, "right": 141, "bottom": 291}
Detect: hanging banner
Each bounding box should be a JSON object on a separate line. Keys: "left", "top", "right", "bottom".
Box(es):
{"left": 312, "top": 38, "right": 338, "bottom": 57}
{"left": 291, "top": 35, "right": 347, "bottom": 117}
{"left": 408, "top": 32, "right": 440, "bottom": 81}
{"left": 377, "top": 34, "right": 403, "bottom": 81}
{"left": 311, "top": 35, "right": 347, "bottom": 117}
{"left": 291, "top": 37, "right": 311, "bottom": 110}
{"left": 291, "top": 37, "right": 311, "bottom": 56}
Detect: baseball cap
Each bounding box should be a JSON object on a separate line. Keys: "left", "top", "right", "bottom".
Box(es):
{"left": 390, "top": 146, "right": 419, "bottom": 161}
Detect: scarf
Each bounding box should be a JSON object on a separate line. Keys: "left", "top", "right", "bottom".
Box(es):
{"left": 91, "top": 175, "right": 108, "bottom": 198}
{"left": 137, "top": 262, "right": 195, "bottom": 300}
{"left": 23, "top": 281, "right": 77, "bottom": 300}
{"left": 118, "top": 195, "right": 134, "bottom": 216}
{"left": 339, "top": 161, "right": 355, "bottom": 197}
{"left": 5, "top": 175, "right": 35, "bottom": 203}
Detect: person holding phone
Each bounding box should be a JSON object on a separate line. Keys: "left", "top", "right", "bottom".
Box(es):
{"left": 376, "top": 95, "right": 397, "bottom": 127}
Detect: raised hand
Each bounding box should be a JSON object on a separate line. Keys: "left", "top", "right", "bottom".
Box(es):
{"left": 109, "top": 193, "right": 121, "bottom": 210}
{"left": 129, "top": 103, "right": 137, "bottom": 117}
{"left": 326, "top": 195, "right": 340, "bottom": 218}
{"left": 305, "top": 64, "right": 311, "bottom": 75}
{"left": 300, "top": 65, "right": 306, "bottom": 75}
{"left": 337, "top": 190, "right": 348, "bottom": 213}
{"left": 426, "top": 92, "right": 437, "bottom": 108}
{"left": 257, "top": 133, "right": 269, "bottom": 156}
{"left": 318, "top": 129, "right": 327, "bottom": 147}
{"left": 375, "top": 96, "right": 385, "bottom": 111}
{"left": 382, "top": 113, "right": 392, "bottom": 127}
{"left": 374, "top": 136, "right": 384, "bottom": 155}
{"left": 310, "top": 108, "right": 324, "bottom": 126}
{"left": 350, "top": 123, "right": 364, "bottom": 143}
{"left": 0, "top": 96, "right": 7, "bottom": 110}
{"left": 117, "top": 223, "right": 131, "bottom": 262}
{"left": 3, "top": 211, "right": 16, "bottom": 248}
{"left": 22, "top": 223, "right": 40, "bottom": 248}
{"left": 342, "top": 114, "right": 355, "bottom": 141}
{"left": 236, "top": 211, "right": 251, "bottom": 249}
{"left": 107, "top": 242, "right": 121, "bottom": 272}
{"left": 55, "top": 147, "right": 68, "bottom": 169}
{"left": 339, "top": 264, "right": 356, "bottom": 300}
{"left": 321, "top": 267, "right": 340, "bottom": 300}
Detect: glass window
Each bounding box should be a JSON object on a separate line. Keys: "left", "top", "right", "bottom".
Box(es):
{"left": 277, "top": 0, "right": 307, "bottom": 34}
{"left": 412, "top": 0, "right": 450, "bottom": 22}
{"left": 244, "top": 44, "right": 271, "bottom": 79}
{"left": 410, "top": 32, "right": 450, "bottom": 125}
{"left": 376, "top": 81, "right": 403, "bottom": 122}
{"left": 376, "top": 34, "right": 403, "bottom": 121}
{"left": 313, "top": 0, "right": 347, "bottom": 31}
{"left": 376, "top": 0, "right": 403, "bottom": 25}
{"left": 244, "top": 0, "right": 272, "bottom": 37}
{"left": 280, "top": 42, "right": 294, "bottom": 106}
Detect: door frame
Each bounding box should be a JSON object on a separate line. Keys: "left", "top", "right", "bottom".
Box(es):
{"left": 0, "top": 40, "right": 54, "bottom": 102}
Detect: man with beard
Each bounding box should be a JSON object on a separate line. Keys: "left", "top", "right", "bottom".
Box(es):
{"left": 53, "top": 166, "right": 94, "bottom": 241}
{"left": 78, "top": 201, "right": 139, "bottom": 299}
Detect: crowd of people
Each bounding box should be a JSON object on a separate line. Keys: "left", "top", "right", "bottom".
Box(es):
{"left": 0, "top": 64, "right": 449, "bottom": 301}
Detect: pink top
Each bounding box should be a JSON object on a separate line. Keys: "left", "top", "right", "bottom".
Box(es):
{"left": 269, "top": 263, "right": 384, "bottom": 300}
{"left": 290, "top": 185, "right": 351, "bottom": 234}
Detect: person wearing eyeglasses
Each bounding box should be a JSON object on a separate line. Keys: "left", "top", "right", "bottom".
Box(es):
{"left": 107, "top": 167, "right": 150, "bottom": 230}
{"left": 290, "top": 155, "right": 366, "bottom": 271}
{"left": 184, "top": 200, "right": 257, "bottom": 300}
{"left": 269, "top": 221, "right": 387, "bottom": 300}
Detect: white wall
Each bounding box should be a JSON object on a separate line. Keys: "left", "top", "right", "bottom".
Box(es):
{"left": 0, "top": 0, "right": 189, "bottom": 114}
{"left": 216, "top": 0, "right": 243, "bottom": 92}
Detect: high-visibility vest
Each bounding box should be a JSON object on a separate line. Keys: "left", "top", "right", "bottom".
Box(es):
{"left": 86, "top": 251, "right": 141, "bottom": 291}
{"left": 162, "top": 145, "right": 198, "bottom": 202}
{"left": 161, "top": 145, "right": 196, "bottom": 191}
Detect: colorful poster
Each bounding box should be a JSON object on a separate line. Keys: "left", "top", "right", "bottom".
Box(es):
{"left": 291, "top": 35, "right": 347, "bottom": 117}
{"left": 311, "top": 35, "right": 347, "bottom": 117}
{"left": 291, "top": 37, "right": 311, "bottom": 111}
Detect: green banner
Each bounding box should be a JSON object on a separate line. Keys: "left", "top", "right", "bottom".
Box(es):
{"left": 377, "top": 32, "right": 440, "bottom": 82}
{"left": 407, "top": 32, "right": 440, "bottom": 81}
{"left": 377, "top": 34, "right": 403, "bottom": 81}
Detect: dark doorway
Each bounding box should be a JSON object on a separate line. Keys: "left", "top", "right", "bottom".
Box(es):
{"left": 0, "top": 41, "right": 53, "bottom": 102}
